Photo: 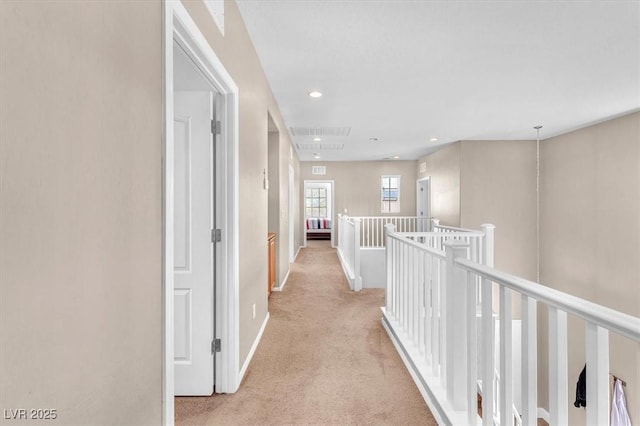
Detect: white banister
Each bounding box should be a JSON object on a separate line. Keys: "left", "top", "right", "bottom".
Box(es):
{"left": 382, "top": 222, "right": 640, "bottom": 426}
{"left": 445, "top": 240, "right": 469, "bottom": 410}
{"left": 453, "top": 259, "right": 640, "bottom": 341}
{"left": 548, "top": 307, "right": 568, "bottom": 425}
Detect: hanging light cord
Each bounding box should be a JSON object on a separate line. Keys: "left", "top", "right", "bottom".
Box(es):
{"left": 535, "top": 127, "right": 540, "bottom": 283}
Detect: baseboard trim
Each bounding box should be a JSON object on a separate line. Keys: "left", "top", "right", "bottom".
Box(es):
{"left": 294, "top": 245, "right": 302, "bottom": 260}
{"left": 238, "top": 312, "right": 270, "bottom": 384}
{"left": 272, "top": 269, "right": 290, "bottom": 292}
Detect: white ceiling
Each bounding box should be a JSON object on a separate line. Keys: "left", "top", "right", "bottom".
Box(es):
{"left": 236, "top": 1, "right": 639, "bottom": 162}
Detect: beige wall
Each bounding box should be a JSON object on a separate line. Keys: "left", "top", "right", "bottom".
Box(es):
{"left": 418, "top": 139, "right": 539, "bottom": 280}
{"left": 1, "top": 0, "right": 302, "bottom": 423}
{"left": 460, "top": 140, "right": 538, "bottom": 281}
{"left": 0, "top": 1, "right": 163, "bottom": 424}
{"left": 268, "top": 125, "right": 300, "bottom": 286}
{"left": 539, "top": 111, "right": 640, "bottom": 423}
{"left": 181, "top": 0, "right": 300, "bottom": 365}
{"left": 300, "top": 161, "right": 417, "bottom": 240}
{"left": 417, "top": 143, "right": 461, "bottom": 227}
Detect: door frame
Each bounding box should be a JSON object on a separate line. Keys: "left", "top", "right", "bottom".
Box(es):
{"left": 163, "top": 2, "right": 240, "bottom": 424}
{"left": 302, "top": 180, "right": 335, "bottom": 247}
{"left": 288, "top": 165, "right": 295, "bottom": 262}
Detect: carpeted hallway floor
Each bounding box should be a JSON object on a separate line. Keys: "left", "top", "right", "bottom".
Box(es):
{"left": 175, "top": 240, "right": 437, "bottom": 425}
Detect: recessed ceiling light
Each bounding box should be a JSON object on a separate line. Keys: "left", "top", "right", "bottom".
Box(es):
{"left": 369, "top": 137, "right": 379, "bottom": 142}
{"left": 430, "top": 137, "right": 438, "bottom": 142}
{"left": 313, "top": 137, "right": 321, "bottom": 142}
{"left": 393, "top": 156, "right": 400, "bottom": 159}
{"left": 313, "top": 153, "right": 320, "bottom": 159}
{"left": 308, "top": 91, "right": 322, "bottom": 98}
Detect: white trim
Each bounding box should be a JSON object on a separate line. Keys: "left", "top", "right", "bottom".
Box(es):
{"left": 381, "top": 310, "right": 467, "bottom": 426}
{"left": 294, "top": 245, "right": 302, "bottom": 260}
{"left": 161, "top": 4, "right": 174, "bottom": 424}
{"left": 537, "top": 407, "right": 550, "bottom": 423}
{"left": 272, "top": 269, "right": 290, "bottom": 292}
{"left": 238, "top": 312, "right": 270, "bottom": 383}
{"left": 163, "top": 2, "right": 240, "bottom": 424}
{"left": 288, "top": 165, "right": 295, "bottom": 263}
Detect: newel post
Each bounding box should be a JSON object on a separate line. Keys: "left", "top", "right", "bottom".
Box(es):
{"left": 480, "top": 223, "right": 495, "bottom": 267}
{"left": 385, "top": 224, "right": 395, "bottom": 313}
{"left": 353, "top": 218, "right": 362, "bottom": 292}
{"left": 444, "top": 240, "right": 470, "bottom": 411}
{"left": 431, "top": 218, "right": 440, "bottom": 232}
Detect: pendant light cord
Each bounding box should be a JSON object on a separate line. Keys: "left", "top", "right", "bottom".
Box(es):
{"left": 534, "top": 125, "right": 542, "bottom": 283}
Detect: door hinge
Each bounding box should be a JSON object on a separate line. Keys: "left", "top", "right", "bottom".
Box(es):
{"left": 212, "top": 229, "right": 222, "bottom": 243}
{"left": 212, "top": 339, "right": 221, "bottom": 353}
{"left": 211, "top": 120, "right": 221, "bottom": 135}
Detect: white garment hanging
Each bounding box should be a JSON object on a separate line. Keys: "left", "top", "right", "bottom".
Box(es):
{"left": 610, "top": 378, "right": 632, "bottom": 426}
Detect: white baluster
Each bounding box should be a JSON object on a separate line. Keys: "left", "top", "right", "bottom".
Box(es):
{"left": 482, "top": 276, "right": 495, "bottom": 426}
{"left": 391, "top": 240, "right": 400, "bottom": 321}
{"left": 414, "top": 248, "right": 422, "bottom": 349}
{"left": 403, "top": 243, "right": 408, "bottom": 331}
{"left": 408, "top": 245, "right": 414, "bottom": 340}
{"left": 439, "top": 257, "right": 447, "bottom": 387}
{"left": 586, "top": 323, "right": 609, "bottom": 426}
{"left": 417, "top": 251, "right": 425, "bottom": 354}
{"left": 424, "top": 252, "right": 432, "bottom": 361}
{"left": 432, "top": 255, "right": 440, "bottom": 375}
{"left": 500, "top": 287, "right": 513, "bottom": 426}
{"left": 548, "top": 307, "right": 568, "bottom": 425}
{"left": 467, "top": 270, "right": 479, "bottom": 424}
{"left": 521, "top": 295, "right": 537, "bottom": 426}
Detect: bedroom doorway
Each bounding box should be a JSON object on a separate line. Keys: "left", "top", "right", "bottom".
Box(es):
{"left": 303, "top": 180, "right": 335, "bottom": 247}
{"left": 163, "top": 2, "right": 240, "bottom": 422}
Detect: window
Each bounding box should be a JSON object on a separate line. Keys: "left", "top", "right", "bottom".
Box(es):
{"left": 305, "top": 187, "right": 328, "bottom": 218}
{"left": 381, "top": 175, "right": 400, "bottom": 213}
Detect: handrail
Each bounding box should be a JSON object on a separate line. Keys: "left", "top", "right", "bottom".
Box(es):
{"left": 434, "top": 224, "right": 480, "bottom": 233}
{"left": 400, "top": 231, "right": 484, "bottom": 237}
{"left": 455, "top": 257, "right": 640, "bottom": 342}
{"left": 388, "top": 232, "right": 447, "bottom": 259}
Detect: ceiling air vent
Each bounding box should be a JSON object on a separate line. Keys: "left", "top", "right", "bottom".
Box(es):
{"left": 312, "top": 166, "right": 326, "bottom": 175}
{"left": 296, "top": 143, "right": 344, "bottom": 150}
{"left": 290, "top": 127, "right": 351, "bottom": 137}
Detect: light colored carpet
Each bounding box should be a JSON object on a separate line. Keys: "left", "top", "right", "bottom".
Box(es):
{"left": 175, "top": 240, "right": 437, "bottom": 425}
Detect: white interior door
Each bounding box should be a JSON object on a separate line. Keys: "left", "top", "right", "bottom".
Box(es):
{"left": 174, "top": 91, "right": 215, "bottom": 396}
{"left": 417, "top": 178, "right": 431, "bottom": 231}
